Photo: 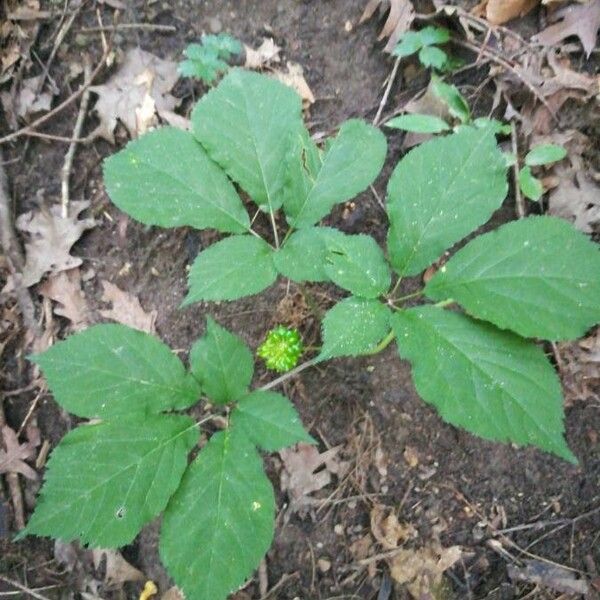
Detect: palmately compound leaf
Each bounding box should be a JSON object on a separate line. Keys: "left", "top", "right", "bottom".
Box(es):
{"left": 283, "top": 119, "right": 387, "bottom": 229}
{"left": 22, "top": 415, "right": 198, "bottom": 547}
{"left": 192, "top": 69, "right": 302, "bottom": 213}
{"left": 30, "top": 324, "right": 200, "bottom": 419}
{"left": 425, "top": 216, "right": 600, "bottom": 340}
{"left": 273, "top": 226, "right": 345, "bottom": 282}
{"left": 179, "top": 34, "right": 242, "bottom": 83}
{"left": 183, "top": 235, "right": 277, "bottom": 304}
{"left": 160, "top": 429, "right": 275, "bottom": 600}
{"left": 387, "top": 126, "right": 508, "bottom": 276}
{"left": 418, "top": 46, "right": 448, "bottom": 70}
{"left": 392, "top": 306, "right": 576, "bottom": 463}
{"left": 103, "top": 127, "right": 250, "bottom": 234}
{"left": 319, "top": 297, "right": 392, "bottom": 360}
{"left": 324, "top": 234, "right": 391, "bottom": 299}
{"left": 231, "top": 391, "right": 314, "bottom": 451}
{"left": 189, "top": 317, "right": 254, "bottom": 404}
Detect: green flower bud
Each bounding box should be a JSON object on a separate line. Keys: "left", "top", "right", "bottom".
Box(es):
{"left": 257, "top": 326, "right": 303, "bottom": 373}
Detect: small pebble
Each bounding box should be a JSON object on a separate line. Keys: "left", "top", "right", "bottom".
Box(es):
{"left": 208, "top": 17, "right": 222, "bottom": 33}
{"left": 334, "top": 523, "right": 344, "bottom": 535}
{"left": 318, "top": 558, "right": 331, "bottom": 573}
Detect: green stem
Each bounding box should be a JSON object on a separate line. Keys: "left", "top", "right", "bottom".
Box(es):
{"left": 259, "top": 358, "right": 318, "bottom": 391}
{"left": 392, "top": 289, "right": 423, "bottom": 304}
{"left": 388, "top": 277, "right": 403, "bottom": 298}
{"left": 269, "top": 210, "right": 280, "bottom": 249}
{"left": 434, "top": 298, "right": 454, "bottom": 308}
{"left": 364, "top": 330, "right": 395, "bottom": 355}
{"left": 281, "top": 226, "right": 294, "bottom": 245}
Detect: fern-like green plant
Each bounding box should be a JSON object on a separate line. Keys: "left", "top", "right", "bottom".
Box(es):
{"left": 22, "top": 68, "right": 600, "bottom": 600}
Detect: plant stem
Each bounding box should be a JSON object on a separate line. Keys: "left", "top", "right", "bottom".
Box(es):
{"left": 269, "top": 210, "right": 280, "bottom": 249}
{"left": 434, "top": 298, "right": 454, "bottom": 308}
{"left": 364, "top": 330, "right": 395, "bottom": 355}
{"left": 388, "top": 277, "right": 403, "bottom": 298}
{"left": 259, "top": 358, "right": 318, "bottom": 391}
{"left": 392, "top": 290, "right": 423, "bottom": 304}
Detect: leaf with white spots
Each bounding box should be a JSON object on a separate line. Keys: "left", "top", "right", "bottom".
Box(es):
{"left": 160, "top": 429, "right": 275, "bottom": 600}
{"left": 425, "top": 217, "right": 600, "bottom": 340}
{"left": 387, "top": 126, "right": 508, "bottom": 276}
{"left": 21, "top": 415, "right": 198, "bottom": 547}
{"left": 392, "top": 306, "right": 576, "bottom": 463}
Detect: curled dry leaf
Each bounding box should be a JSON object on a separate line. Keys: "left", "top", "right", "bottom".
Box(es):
{"left": 15, "top": 200, "right": 96, "bottom": 287}
{"left": 360, "top": 0, "right": 415, "bottom": 52}
{"left": 474, "top": 0, "right": 539, "bottom": 25}
{"left": 0, "top": 425, "right": 40, "bottom": 480}
{"left": 39, "top": 268, "right": 89, "bottom": 330}
{"left": 99, "top": 280, "right": 157, "bottom": 334}
{"left": 90, "top": 47, "right": 179, "bottom": 142}
{"left": 533, "top": 0, "right": 600, "bottom": 57}
{"left": 244, "top": 38, "right": 281, "bottom": 69}
{"left": 279, "top": 443, "right": 348, "bottom": 511}
{"left": 389, "top": 543, "right": 462, "bottom": 599}
{"left": 273, "top": 62, "right": 315, "bottom": 107}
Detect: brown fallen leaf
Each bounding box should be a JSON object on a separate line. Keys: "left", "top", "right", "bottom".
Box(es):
{"left": 15, "top": 200, "right": 96, "bottom": 287}
{"left": 92, "top": 548, "right": 144, "bottom": 587}
{"left": 39, "top": 268, "right": 89, "bottom": 330}
{"left": 360, "top": 0, "right": 415, "bottom": 53}
{"left": 273, "top": 62, "right": 315, "bottom": 107}
{"left": 90, "top": 47, "right": 179, "bottom": 142}
{"left": 389, "top": 543, "right": 462, "bottom": 599}
{"left": 244, "top": 38, "right": 281, "bottom": 69}
{"left": 474, "top": 0, "right": 539, "bottom": 24}
{"left": 370, "top": 504, "right": 416, "bottom": 550}
{"left": 99, "top": 280, "right": 157, "bottom": 334}
{"left": 0, "top": 425, "right": 39, "bottom": 480}
{"left": 279, "top": 443, "right": 348, "bottom": 511}
{"left": 534, "top": 0, "right": 600, "bottom": 57}
{"left": 508, "top": 559, "right": 589, "bottom": 595}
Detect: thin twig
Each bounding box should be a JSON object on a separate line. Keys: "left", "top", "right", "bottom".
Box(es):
{"left": 258, "top": 572, "right": 299, "bottom": 600}
{"left": 0, "top": 408, "right": 26, "bottom": 531}
{"left": 258, "top": 559, "right": 268, "bottom": 596}
{"left": 19, "top": 130, "right": 88, "bottom": 143}
{"left": 0, "top": 576, "right": 53, "bottom": 600}
{"left": 373, "top": 57, "right": 401, "bottom": 127}
{"left": 80, "top": 22, "right": 176, "bottom": 33}
{"left": 259, "top": 358, "right": 318, "bottom": 392}
{"left": 61, "top": 61, "right": 92, "bottom": 217}
{"left": 0, "top": 47, "right": 109, "bottom": 145}
{"left": 511, "top": 122, "right": 526, "bottom": 219}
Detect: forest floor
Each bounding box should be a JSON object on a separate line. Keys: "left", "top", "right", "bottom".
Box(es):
{"left": 1, "top": 0, "right": 599, "bottom": 599}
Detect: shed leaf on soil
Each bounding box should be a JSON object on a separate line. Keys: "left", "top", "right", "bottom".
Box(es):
{"left": 99, "top": 280, "right": 157, "bottom": 334}
{"left": 360, "top": 0, "right": 415, "bottom": 52}
{"left": 0, "top": 425, "right": 39, "bottom": 480}
{"left": 39, "top": 268, "right": 89, "bottom": 331}
{"left": 15, "top": 200, "right": 95, "bottom": 288}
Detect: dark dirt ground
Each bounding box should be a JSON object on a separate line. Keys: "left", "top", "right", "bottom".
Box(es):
{"left": 1, "top": 1, "right": 599, "bottom": 599}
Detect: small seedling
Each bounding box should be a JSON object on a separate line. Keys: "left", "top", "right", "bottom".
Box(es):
{"left": 23, "top": 69, "right": 600, "bottom": 600}
{"left": 393, "top": 26, "right": 460, "bottom": 71}
{"left": 179, "top": 33, "right": 242, "bottom": 83}
{"left": 518, "top": 143, "right": 567, "bottom": 201}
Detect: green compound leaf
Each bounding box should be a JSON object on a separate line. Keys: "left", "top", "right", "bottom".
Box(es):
{"left": 418, "top": 46, "right": 448, "bottom": 70}
{"left": 431, "top": 75, "right": 470, "bottom": 123}
{"left": 189, "top": 318, "right": 254, "bottom": 404}
{"left": 324, "top": 234, "right": 391, "bottom": 299}
{"left": 525, "top": 144, "right": 567, "bottom": 167}
{"left": 31, "top": 324, "right": 200, "bottom": 419}
{"left": 283, "top": 119, "right": 387, "bottom": 229}
{"left": 418, "top": 26, "right": 451, "bottom": 46}
{"left": 103, "top": 127, "right": 250, "bottom": 234}
{"left": 385, "top": 114, "right": 450, "bottom": 134}
{"left": 392, "top": 306, "right": 576, "bottom": 463}
{"left": 179, "top": 35, "right": 242, "bottom": 83}
{"left": 183, "top": 235, "right": 277, "bottom": 304}
{"left": 192, "top": 69, "right": 302, "bottom": 213}
{"left": 22, "top": 415, "right": 198, "bottom": 547}
{"left": 319, "top": 297, "right": 392, "bottom": 360}
{"left": 387, "top": 126, "right": 508, "bottom": 276}
{"left": 231, "top": 391, "right": 314, "bottom": 451}
{"left": 274, "top": 226, "right": 345, "bottom": 282}
{"left": 518, "top": 166, "right": 544, "bottom": 201}
{"left": 160, "top": 429, "right": 275, "bottom": 600}
{"left": 393, "top": 31, "right": 423, "bottom": 57}
{"left": 425, "top": 216, "right": 600, "bottom": 341}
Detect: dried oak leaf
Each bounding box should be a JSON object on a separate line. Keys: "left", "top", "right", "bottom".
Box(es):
{"left": 16, "top": 200, "right": 96, "bottom": 287}
{"left": 99, "top": 280, "right": 157, "bottom": 334}
{"left": 279, "top": 443, "right": 348, "bottom": 510}
{"left": 370, "top": 504, "right": 416, "bottom": 550}
{"left": 39, "top": 268, "right": 89, "bottom": 330}
{"left": 360, "top": 0, "right": 415, "bottom": 53}
{"left": 244, "top": 38, "right": 281, "bottom": 69}
{"left": 389, "top": 543, "right": 462, "bottom": 599}
{"left": 90, "top": 47, "right": 179, "bottom": 142}
{"left": 273, "top": 62, "right": 315, "bottom": 107}
{"left": 474, "top": 0, "right": 539, "bottom": 25}
{"left": 0, "top": 425, "right": 39, "bottom": 480}
{"left": 533, "top": 0, "right": 600, "bottom": 57}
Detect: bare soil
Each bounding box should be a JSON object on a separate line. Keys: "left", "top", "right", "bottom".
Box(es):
{"left": 1, "top": 1, "right": 599, "bottom": 599}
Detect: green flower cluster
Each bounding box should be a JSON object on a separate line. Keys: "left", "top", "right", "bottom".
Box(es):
{"left": 257, "top": 326, "right": 303, "bottom": 373}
